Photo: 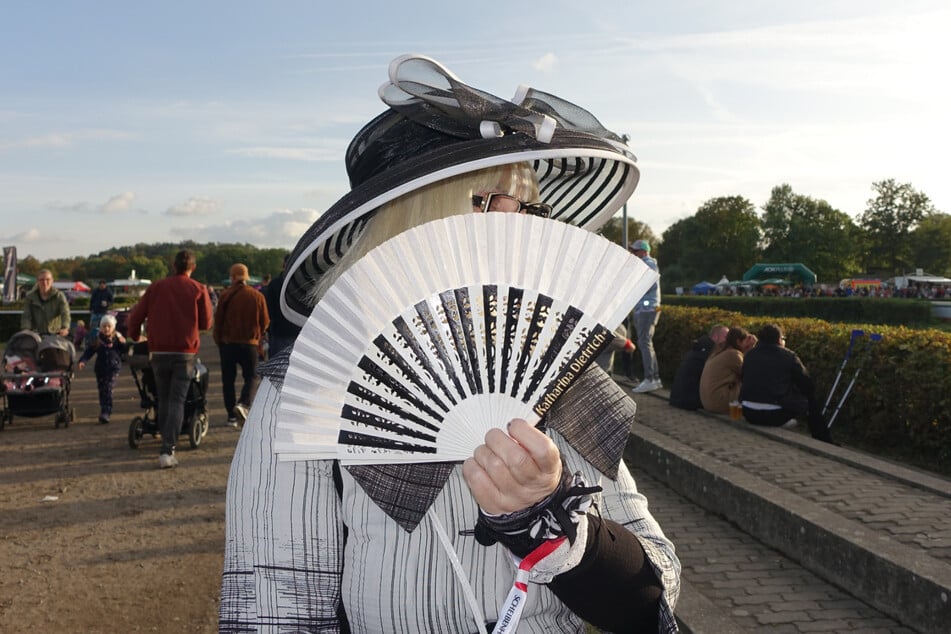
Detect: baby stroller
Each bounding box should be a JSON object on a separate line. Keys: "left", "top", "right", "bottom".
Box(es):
{"left": 1, "top": 330, "right": 76, "bottom": 430}
{"left": 127, "top": 340, "right": 210, "bottom": 449}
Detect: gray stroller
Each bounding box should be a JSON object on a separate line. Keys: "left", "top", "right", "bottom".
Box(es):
{"left": 1, "top": 330, "right": 77, "bottom": 430}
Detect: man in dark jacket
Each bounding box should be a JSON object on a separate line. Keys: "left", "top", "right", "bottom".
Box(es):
{"left": 213, "top": 263, "right": 269, "bottom": 427}
{"left": 739, "top": 323, "right": 833, "bottom": 443}
{"left": 128, "top": 250, "right": 214, "bottom": 468}
{"left": 87, "top": 279, "right": 115, "bottom": 346}
{"left": 668, "top": 324, "right": 728, "bottom": 410}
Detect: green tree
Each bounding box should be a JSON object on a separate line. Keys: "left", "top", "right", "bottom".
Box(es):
{"left": 909, "top": 213, "right": 951, "bottom": 277}
{"left": 19, "top": 255, "right": 42, "bottom": 276}
{"left": 199, "top": 244, "right": 257, "bottom": 285}
{"left": 859, "top": 179, "right": 936, "bottom": 275}
{"left": 81, "top": 256, "right": 124, "bottom": 282}
{"left": 597, "top": 216, "right": 657, "bottom": 250}
{"left": 127, "top": 255, "right": 171, "bottom": 282}
{"left": 660, "top": 196, "right": 762, "bottom": 292}
{"left": 761, "top": 184, "right": 863, "bottom": 283}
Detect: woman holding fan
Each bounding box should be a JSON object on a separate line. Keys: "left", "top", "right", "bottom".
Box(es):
{"left": 220, "top": 55, "right": 680, "bottom": 633}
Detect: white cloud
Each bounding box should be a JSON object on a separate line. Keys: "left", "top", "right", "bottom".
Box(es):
{"left": 0, "top": 134, "right": 72, "bottom": 151}
{"left": 165, "top": 197, "right": 222, "bottom": 217}
{"left": 46, "top": 200, "right": 91, "bottom": 213}
{"left": 0, "top": 228, "right": 42, "bottom": 244}
{"left": 44, "top": 191, "right": 144, "bottom": 215}
{"left": 0, "top": 129, "right": 134, "bottom": 152}
{"left": 170, "top": 208, "right": 321, "bottom": 248}
{"left": 532, "top": 53, "right": 558, "bottom": 73}
{"left": 615, "top": 10, "right": 951, "bottom": 102}
{"left": 101, "top": 192, "right": 136, "bottom": 214}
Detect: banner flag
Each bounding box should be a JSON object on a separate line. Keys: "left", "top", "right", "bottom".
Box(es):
{"left": 2, "top": 246, "right": 17, "bottom": 303}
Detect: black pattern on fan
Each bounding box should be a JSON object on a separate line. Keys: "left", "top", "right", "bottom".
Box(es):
{"left": 276, "top": 213, "right": 658, "bottom": 465}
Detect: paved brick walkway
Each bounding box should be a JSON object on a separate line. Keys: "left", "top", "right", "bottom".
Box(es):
{"left": 621, "top": 385, "right": 951, "bottom": 633}
{"left": 633, "top": 392, "right": 951, "bottom": 564}
{"left": 633, "top": 469, "right": 914, "bottom": 632}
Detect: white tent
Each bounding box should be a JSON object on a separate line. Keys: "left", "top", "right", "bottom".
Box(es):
{"left": 892, "top": 273, "right": 951, "bottom": 289}
{"left": 109, "top": 270, "right": 151, "bottom": 296}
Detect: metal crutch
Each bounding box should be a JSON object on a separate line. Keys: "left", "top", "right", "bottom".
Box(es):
{"left": 826, "top": 333, "right": 883, "bottom": 429}
{"left": 822, "top": 329, "right": 865, "bottom": 417}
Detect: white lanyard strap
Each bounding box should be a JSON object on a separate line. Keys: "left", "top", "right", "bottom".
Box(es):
{"left": 492, "top": 537, "right": 567, "bottom": 634}
{"left": 428, "top": 507, "right": 490, "bottom": 634}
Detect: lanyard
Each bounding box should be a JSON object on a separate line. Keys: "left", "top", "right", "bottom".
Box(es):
{"left": 492, "top": 536, "right": 567, "bottom": 634}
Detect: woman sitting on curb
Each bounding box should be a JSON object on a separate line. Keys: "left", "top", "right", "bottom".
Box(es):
{"left": 699, "top": 327, "right": 754, "bottom": 415}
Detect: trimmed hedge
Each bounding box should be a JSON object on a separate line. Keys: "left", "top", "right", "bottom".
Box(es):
{"left": 664, "top": 295, "right": 934, "bottom": 326}
{"left": 655, "top": 305, "right": 951, "bottom": 474}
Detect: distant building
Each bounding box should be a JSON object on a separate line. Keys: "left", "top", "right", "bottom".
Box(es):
{"left": 109, "top": 270, "right": 152, "bottom": 297}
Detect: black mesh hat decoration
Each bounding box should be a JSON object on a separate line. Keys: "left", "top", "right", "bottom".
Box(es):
{"left": 280, "top": 53, "right": 640, "bottom": 326}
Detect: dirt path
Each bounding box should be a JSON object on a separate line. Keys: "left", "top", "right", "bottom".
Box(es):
{"left": 0, "top": 335, "right": 237, "bottom": 633}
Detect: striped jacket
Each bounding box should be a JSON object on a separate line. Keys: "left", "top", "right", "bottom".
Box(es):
{"left": 220, "top": 371, "right": 680, "bottom": 633}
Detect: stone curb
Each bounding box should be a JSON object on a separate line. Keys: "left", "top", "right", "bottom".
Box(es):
{"left": 626, "top": 420, "right": 951, "bottom": 634}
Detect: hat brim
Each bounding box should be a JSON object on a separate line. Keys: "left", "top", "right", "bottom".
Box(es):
{"left": 281, "top": 132, "right": 638, "bottom": 326}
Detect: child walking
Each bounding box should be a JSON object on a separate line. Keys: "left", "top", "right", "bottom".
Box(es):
{"left": 73, "top": 320, "right": 88, "bottom": 351}
{"left": 77, "top": 314, "right": 126, "bottom": 423}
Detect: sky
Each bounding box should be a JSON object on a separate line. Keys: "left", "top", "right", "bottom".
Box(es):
{"left": 2, "top": 0, "right": 949, "bottom": 263}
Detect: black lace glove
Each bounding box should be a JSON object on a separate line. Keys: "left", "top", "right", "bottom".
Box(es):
{"left": 473, "top": 469, "right": 601, "bottom": 557}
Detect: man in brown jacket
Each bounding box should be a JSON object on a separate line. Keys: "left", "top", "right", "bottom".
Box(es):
{"left": 213, "top": 263, "right": 269, "bottom": 426}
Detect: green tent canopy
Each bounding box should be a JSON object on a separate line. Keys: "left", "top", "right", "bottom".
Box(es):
{"left": 742, "top": 263, "right": 817, "bottom": 285}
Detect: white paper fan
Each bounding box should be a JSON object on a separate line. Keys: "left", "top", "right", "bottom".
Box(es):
{"left": 275, "top": 213, "right": 658, "bottom": 464}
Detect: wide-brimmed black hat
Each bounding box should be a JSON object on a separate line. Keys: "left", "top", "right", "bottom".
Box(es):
{"left": 281, "top": 54, "right": 640, "bottom": 326}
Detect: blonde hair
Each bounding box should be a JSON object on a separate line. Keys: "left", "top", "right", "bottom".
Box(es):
{"left": 308, "top": 162, "right": 539, "bottom": 303}
{"left": 99, "top": 314, "right": 117, "bottom": 329}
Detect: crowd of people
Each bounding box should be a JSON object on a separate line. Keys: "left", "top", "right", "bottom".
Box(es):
{"left": 11, "top": 253, "right": 297, "bottom": 468}
{"left": 699, "top": 282, "right": 949, "bottom": 299}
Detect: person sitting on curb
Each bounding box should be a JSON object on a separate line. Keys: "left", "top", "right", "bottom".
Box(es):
{"left": 668, "top": 324, "right": 728, "bottom": 410}
{"left": 739, "top": 323, "right": 833, "bottom": 443}
{"left": 699, "top": 326, "right": 752, "bottom": 415}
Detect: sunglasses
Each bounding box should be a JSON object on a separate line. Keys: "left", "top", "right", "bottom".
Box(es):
{"left": 472, "top": 193, "right": 552, "bottom": 218}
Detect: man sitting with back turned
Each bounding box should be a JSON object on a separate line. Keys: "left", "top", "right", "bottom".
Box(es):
{"left": 739, "top": 323, "right": 833, "bottom": 443}
{"left": 668, "top": 324, "right": 728, "bottom": 410}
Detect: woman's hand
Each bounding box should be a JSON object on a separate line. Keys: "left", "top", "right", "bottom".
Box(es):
{"left": 462, "top": 418, "right": 562, "bottom": 515}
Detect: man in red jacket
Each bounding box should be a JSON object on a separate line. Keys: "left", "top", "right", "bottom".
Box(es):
{"left": 128, "top": 250, "right": 214, "bottom": 469}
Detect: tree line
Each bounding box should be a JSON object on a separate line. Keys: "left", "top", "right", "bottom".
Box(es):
{"left": 598, "top": 179, "right": 948, "bottom": 293}
{"left": 19, "top": 179, "right": 948, "bottom": 295}
{"left": 17, "top": 240, "right": 289, "bottom": 288}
